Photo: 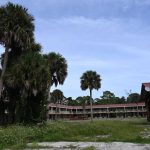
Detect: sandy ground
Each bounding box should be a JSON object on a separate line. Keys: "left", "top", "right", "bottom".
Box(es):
{"left": 27, "top": 142, "right": 150, "bottom": 150}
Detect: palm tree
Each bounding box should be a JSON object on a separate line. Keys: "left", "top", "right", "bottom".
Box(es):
{"left": 50, "top": 89, "right": 64, "bottom": 120}
{"left": 0, "top": 2, "right": 35, "bottom": 97}
{"left": 80, "top": 71, "right": 101, "bottom": 121}
{"left": 44, "top": 52, "right": 68, "bottom": 100}
{"left": 5, "top": 52, "right": 51, "bottom": 123}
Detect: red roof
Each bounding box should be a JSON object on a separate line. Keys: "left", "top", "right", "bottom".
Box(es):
{"left": 142, "top": 82, "right": 150, "bottom": 87}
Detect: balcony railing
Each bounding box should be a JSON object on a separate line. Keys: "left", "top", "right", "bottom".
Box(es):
{"left": 48, "top": 109, "right": 147, "bottom": 115}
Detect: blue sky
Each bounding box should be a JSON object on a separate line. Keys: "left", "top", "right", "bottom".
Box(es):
{"left": 0, "top": 0, "right": 150, "bottom": 99}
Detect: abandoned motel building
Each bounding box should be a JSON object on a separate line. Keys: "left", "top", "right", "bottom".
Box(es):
{"left": 48, "top": 83, "right": 150, "bottom": 120}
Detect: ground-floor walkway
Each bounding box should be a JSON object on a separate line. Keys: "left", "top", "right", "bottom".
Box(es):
{"left": 27, "top": 142, "right": 150, "bottom": 150}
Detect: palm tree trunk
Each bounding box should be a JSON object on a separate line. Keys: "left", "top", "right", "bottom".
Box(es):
{"left": 45, "top": 85, "right": 51, "bottom": 121}
{"left": 48, "top": 85, "right": 51, "bottom": 101}
{"left": 0, "top": 100, "right": 5, "bottom": 125}
{"left": 83, "top": 104, "right": 85, "bottom": 117}
{"left": 90, "top": 89, "right": 93, "bottom": 122}
{"left": 0, "top": 47, "right": 9, "bottom": 98}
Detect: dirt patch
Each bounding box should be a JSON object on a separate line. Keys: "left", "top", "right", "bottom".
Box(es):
{"left": 27, "top": 142, "right": 150, "bottom": 150}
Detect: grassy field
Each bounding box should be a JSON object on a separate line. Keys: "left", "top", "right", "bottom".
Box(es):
{"left": 0, "top": 118, "right": 150, "bottom": 149}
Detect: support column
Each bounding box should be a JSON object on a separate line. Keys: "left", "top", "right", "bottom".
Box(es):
{"left": 58, "top": 107, "right": 60, "bottom": 119}
{"left": 124, "top": 107, "right": 126, "bottom": 118}
{"left": 142, "top": 106, "right": 144, "bottom": 117}
{"left": 107, "top": 107, "right": 109, "bottom": 118}
{"left": 116, "top": 108, "right": 117, "bottom": 118}
{"left": 137, "top": 105, "right": 139, "bottom": 117}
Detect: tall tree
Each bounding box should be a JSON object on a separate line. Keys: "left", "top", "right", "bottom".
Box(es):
{"left": 101, "top": 91, "right": 115, "bottom": 100}
{"left": 127, "top": 93, "right": 140, "bottom": 103}
{"left": 0, "top": 2, "right": 35, "bottom": 97}
{"left": 50, "top": 89, "right": 64, "bottom": 120}
{"left": 5, "top": 52, "right": 51, "bottom": 123}
{"left": 80, "top": 70, "right": 101, "bottom": 121}
{"left": 67, "top": 97, "right": 78, "bottom": 106}
{"left": 99, "top": 91, "right": 116, "bottom": 104}
{"left": 44, "top": 52, "right": 68, "bottom": 100}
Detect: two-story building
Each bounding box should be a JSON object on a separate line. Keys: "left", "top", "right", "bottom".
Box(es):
{"left": 48, "top": 102, "right": 146, "bottom": 120}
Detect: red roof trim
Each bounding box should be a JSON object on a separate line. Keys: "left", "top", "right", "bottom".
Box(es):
{"left": 142, "top": 82, "right": 150, "bottom": 87}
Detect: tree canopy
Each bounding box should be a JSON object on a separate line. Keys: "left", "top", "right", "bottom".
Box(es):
{"left": 50, "top": 89, "right": 64, "bottom": 104}
{"left": 127, "top": 93, "right": 141, "bottom": 103}
{"left": 0, "top": 2, "right": 68, "bottom": 125}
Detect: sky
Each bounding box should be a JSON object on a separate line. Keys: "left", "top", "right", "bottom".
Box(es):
{"left": 0, "top": 0, "right": 150, "bottom": 99}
